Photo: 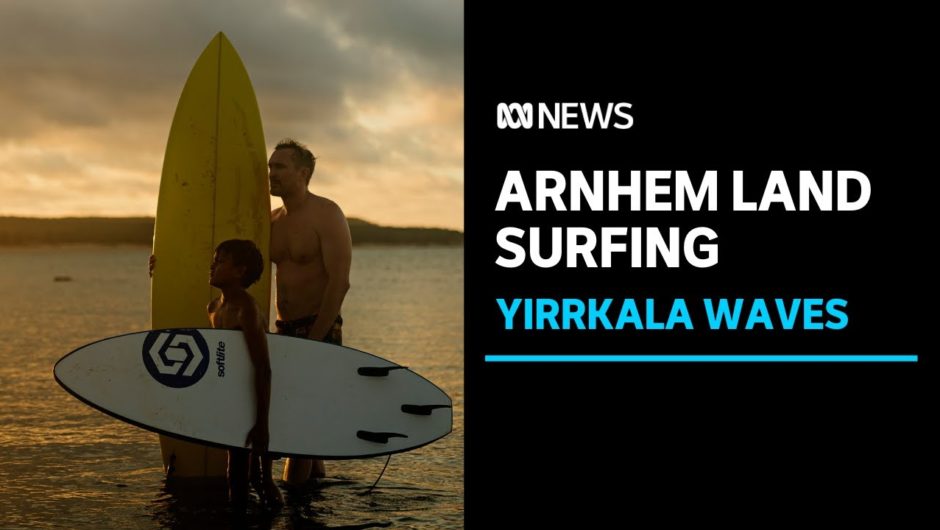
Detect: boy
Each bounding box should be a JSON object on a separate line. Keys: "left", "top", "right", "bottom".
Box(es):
{"left": 207, "top": 239, "right": 283, "bottom": 511}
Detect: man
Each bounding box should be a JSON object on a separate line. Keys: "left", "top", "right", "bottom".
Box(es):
{"left": 268, "top": 139, "right": 352, "bottom": 486}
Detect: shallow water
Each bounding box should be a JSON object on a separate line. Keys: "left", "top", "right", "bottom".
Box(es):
{"left": 0, "top": 245, "right": 463, "bottom": 529}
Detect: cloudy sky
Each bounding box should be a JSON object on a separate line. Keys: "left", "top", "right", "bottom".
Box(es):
{"left": 0, "top": 0, "right": 463, "bottom": 230}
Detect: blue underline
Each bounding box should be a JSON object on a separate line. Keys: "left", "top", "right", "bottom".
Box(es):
{"left": 484, "top": 355, "right": 918, "bottom": 363}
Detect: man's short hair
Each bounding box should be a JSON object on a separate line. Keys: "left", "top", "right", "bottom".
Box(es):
{"left": 275, "top": 138, "right": 316, "bottom": 182}
{"left": 215, "top": 239, "right": 264, "bottom": 288}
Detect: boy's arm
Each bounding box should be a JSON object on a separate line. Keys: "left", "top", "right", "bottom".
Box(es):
{"left": 239, "top": 301, "right": 272, "bottom": 454}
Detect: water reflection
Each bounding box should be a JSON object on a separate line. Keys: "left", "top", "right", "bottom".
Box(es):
{"left": 1, "top": 246, "right": 463, "bottom": 529}
{"left": 149, "top": 477, "right": 395, "bottom": 529}
{"left": 149, "top": 477, "right": 230, "bottom": 529}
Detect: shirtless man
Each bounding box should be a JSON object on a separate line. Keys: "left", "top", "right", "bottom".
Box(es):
{"left": 207, "top": 239, "right": 283, "bottom": 512}
{"left": 268, "top": 139, "right": 352, "bottom": 486}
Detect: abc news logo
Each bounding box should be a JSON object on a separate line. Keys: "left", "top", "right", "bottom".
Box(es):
{"left": 496, "top": 102, "right": 633, "bottom": 130}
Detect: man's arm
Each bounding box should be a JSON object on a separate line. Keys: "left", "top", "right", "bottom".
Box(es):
{"left": 308, "top": 202, "right": 352, "bottom": 341}
{"left": 239, "top": 301, "right": 272, "bottom": 454}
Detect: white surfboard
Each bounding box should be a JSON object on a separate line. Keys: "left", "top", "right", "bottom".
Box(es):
{"left": 54, "top": 329, "right": 452, "bottom": 459}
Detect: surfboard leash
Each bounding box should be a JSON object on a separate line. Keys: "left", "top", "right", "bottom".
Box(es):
{"left": 360, "top": 454, "right": 393, "bottom": 495}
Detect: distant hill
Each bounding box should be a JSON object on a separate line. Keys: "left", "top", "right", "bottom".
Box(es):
{"left": 0, "top": 217, "right": 462, "bottom": 247}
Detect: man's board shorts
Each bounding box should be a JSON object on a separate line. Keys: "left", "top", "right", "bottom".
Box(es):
{"left": 274, "top": 314, "right": 343, "bottom": 345}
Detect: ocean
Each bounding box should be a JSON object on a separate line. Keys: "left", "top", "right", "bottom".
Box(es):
{"left": 0, "top": 245, "right": 463, "bottom": 529}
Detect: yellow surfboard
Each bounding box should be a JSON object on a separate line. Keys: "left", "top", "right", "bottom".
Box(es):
{"left": 151, "top": 32, "right": 270, "bottom": 478}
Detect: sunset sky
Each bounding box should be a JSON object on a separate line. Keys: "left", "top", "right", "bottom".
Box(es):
{"left": 0, "top": 0, "right": 463, "bottom": 230}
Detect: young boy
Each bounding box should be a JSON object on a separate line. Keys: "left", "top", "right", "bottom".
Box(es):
{"left": 207, "top": 239, "right": 284, "bottom": 511}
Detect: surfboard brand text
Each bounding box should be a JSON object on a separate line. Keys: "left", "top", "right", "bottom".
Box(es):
{"left": 216, "top": 341, "right": 226, "bottom": 377}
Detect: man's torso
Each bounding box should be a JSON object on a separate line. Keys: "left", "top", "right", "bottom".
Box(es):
{"left": 270, "top": 198, "right": 331, "bottom": 321}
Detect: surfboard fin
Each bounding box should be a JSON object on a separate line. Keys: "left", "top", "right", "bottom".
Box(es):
{"left": 357, "top": 430, "right": 408, "bottom": 444}
{"left": 357, "top": 366, "right": 408, "bottom": 377}
{"left": 400, "top": 404, "right": 452, "bottom": 416}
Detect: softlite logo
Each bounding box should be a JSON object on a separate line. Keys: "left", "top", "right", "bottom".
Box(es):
{"left": 497, "top": 101, "right": 634, "bottom": 130}
{"left": 142, "top": 330, "right": 210, "bottom": 388}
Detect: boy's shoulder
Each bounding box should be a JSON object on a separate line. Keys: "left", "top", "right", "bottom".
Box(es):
{"left": 230, "top": 290, "right": 260, "bottom": 315}
{"left": 207, "top": 296, "right": 222, "bottom": 313}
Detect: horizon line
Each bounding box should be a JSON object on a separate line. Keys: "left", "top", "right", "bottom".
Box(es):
{"left": 0, "top": 214, "right": 464, "bottom": 233}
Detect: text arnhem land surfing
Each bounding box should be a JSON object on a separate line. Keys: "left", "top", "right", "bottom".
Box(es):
{"left": 493, "top": 169, "right": 868, "bottom": 331}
